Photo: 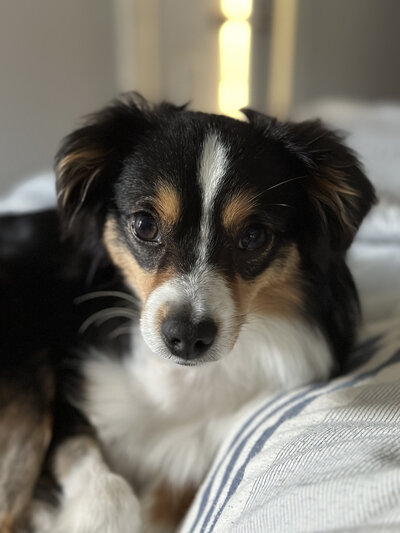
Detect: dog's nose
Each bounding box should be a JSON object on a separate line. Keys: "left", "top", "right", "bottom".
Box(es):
{"left": 161, "top": 314, "right": 217, "bottom": 360}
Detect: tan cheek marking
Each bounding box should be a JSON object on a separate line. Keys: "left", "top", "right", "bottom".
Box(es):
{"left": 103, "top": 217, "right": 175, "bottom": 303}
{"left": 146, "top": 482, "right": 197, "bottom": 528}
{"left": 222, "top": 191, "right": 256, "bottom": 233}
{"left": 232, "top": 244, "right": 303, "bottom": 318}
{"left": 153, "top": 181, "right": 181, "bottom": 226}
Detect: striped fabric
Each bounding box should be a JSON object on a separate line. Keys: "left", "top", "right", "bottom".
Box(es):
{"left": 181, "top": 317, "right": 400, "bottom": 532}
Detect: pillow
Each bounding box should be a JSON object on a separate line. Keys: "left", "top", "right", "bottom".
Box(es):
{"left": 0, "top": 173, "right": 55, "bottom": 215}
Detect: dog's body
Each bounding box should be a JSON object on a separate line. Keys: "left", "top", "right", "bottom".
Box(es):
{"left": 0, "top": 95, "right": 375, "bottom": 532}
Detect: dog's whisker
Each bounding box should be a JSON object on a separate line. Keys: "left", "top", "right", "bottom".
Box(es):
{"left": 264, "top": 175, "right": 307, "bottom": 193}
{"left": 243, "top": 176, "right": 306, "bottom": 206}
{"left": 266, "top": 203, "right": 296, "bottom": 209}
{"left": 79, "top": 307, "right": 137, "bottom": 334}
{"left": 75, "top": 290, "right": 139, "bottom": 306}
{"left": 306, "top": 131, "right": 330, "bottom": 145}
{"left": 109, "top": 325, "right": 134, "bottom": 340}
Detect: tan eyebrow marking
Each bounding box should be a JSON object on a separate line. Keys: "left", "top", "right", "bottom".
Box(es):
{"left": 222, "top": 191, "right": 257, "bottom": 231}
{"left": 153, "top": 181, "right": 181, "bottom": 226}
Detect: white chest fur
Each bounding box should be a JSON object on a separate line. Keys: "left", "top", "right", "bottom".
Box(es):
{"left": 79, "top": 316, "right": 332, "bottom": 491}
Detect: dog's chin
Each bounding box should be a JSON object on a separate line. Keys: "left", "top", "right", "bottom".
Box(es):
{"left": 156, "top": 347, "right": 223, "bottom": 367}
{"left": 140, "top": 330, "right": 231, "bottom": 367}
{"left": 171, "top": 358, "right": 205, "bottom": 367}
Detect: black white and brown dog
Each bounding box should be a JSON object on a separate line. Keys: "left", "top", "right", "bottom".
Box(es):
{"left": 0, "top": 94, "right": 375, "bottom": 532}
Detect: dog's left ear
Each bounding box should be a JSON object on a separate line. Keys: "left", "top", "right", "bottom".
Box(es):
{"left": 243, "top": 110, "right": 377, "bottom": 251}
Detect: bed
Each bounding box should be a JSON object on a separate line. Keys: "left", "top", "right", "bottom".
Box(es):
{"left": 1, "top": 101, "right": 399, "bottom": 532}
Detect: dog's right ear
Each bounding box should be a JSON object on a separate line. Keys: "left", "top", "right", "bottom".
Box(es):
{"left": 55, "top": 93, "right": 153, "bottom": 247}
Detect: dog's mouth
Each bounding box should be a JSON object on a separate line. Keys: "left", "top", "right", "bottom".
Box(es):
{"left": 169, "top": 357, "right": 209, "bottom": 367}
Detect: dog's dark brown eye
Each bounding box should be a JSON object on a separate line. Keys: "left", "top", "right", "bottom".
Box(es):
{"left": 238, "top": 225, "right": 267, "bottom": 250}
{"left": 131, "top": 212, "right": 159, "bottom": 242}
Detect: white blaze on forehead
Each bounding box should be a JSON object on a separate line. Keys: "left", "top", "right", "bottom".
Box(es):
{"left": 199, "top": 133, "right": 229, "bottom": 207}
{"left": 198, "top": 133, "right": 229, "bottom": 263}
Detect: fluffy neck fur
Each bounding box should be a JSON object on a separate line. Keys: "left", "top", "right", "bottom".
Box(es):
{"left": 79, "top": 315, "right": 332, "bottom": 490}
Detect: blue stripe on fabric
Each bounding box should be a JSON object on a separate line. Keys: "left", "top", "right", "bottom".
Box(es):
{"left": 188, "top": 391, "right": 288, "bottom": 533}
{"left": 195, "top": 384, "right": 326, "bottom": 532}
{"left": 205, "top": 395, "right": 317, "bottom": 532}
{"left": 354, "top": 347, "right": 400, "bottom": 380}
{"left": 346, "top": 334, "right": 383, "bottom": 371}
{"left": 203, "top": 345, "right": 400, "bottom": 532}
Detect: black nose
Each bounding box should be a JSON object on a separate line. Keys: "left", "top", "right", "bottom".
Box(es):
{"left": 161, "top": 314, "right": 217, "bottom": 360}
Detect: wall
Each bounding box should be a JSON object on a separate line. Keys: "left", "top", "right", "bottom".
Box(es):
{"left": 158, "top": 0, "right": 220, "bottom": 112}
{"left": 0, "top": 0, "right": 117, "bottom": 194}
{"left": 292, "top": 0, "right": 400, "bottom": 110}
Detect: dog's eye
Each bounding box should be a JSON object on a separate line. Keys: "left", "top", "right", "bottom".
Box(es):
{"left": 130, "top": 212, "right": 160, "bottom": 242}
{"left": 238, "top": 225, "right": 268, "bottom": 250}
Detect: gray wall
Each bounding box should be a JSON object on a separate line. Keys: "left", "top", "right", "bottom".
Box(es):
{"left": 0, "top": 0, "right": 117, "bottom": 194}
{"left": 158, "top": 0, "right": 220, "bottom": 112}
{"left": 293, "top": 0, "right": 400, "bottom": 109}
{"left": 2, "top": 0, "right": 400, "bottom": 195}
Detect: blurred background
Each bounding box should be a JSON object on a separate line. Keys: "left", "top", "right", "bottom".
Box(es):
{"left": 1, "top": 0, "right": 400, "bottom": 195}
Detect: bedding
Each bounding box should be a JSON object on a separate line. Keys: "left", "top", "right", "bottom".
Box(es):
{"left": 1, "top": 101, "right": 399, "bottom": 532}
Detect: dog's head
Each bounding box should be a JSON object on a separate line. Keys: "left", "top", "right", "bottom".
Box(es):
{"left": 56, "top": 94, "right": 376, "bottom": 366}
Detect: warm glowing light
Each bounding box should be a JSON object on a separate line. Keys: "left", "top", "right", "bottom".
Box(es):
{"left": 218, "top": 19, "right": 251, "bottom": 118}
{"left": 267, "top": 0, "right": 298, "bottom": 119}
{"left": 221, "top": 0, "right": 252, "bottom": 20}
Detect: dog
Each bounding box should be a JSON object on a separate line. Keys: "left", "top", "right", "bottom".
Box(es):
{"left": 0, "top": 93, "right": 375, "bottom": 532}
